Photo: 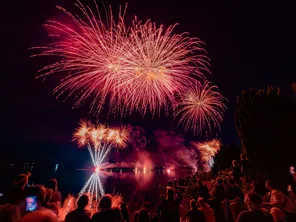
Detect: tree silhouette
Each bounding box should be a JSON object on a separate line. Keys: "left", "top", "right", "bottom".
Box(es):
{"left": 215, "top": 142, "right": 241, "bottom": 169}
{"left": 235, "top": 86, "right": 296, "bottom": 186}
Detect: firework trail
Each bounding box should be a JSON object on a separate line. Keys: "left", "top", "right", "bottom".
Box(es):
{"left": 32, "top": 0, "right": 209, "bottom": 116}
{"left": 74, "top": 120, "right": 130, "bottom": 199}
{"left": 175, "top": 81, "right": 227, "bottom": 135}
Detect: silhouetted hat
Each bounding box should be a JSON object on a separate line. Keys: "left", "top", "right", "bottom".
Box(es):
{"left": 13, "top": 172, "right": 31, "bottom": 185}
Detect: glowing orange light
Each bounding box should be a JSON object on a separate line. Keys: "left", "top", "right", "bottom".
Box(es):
{"left": 73, "top": 120, "right": 130, "bottom": 149}
{"left": 193, "top": 139, "right": 221, "bottom": 163}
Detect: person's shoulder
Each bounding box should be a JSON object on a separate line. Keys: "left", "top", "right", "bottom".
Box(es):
{"left": 66, "top": 209, "right": 80, "bottom": 218}
{"left": 91, "top": 211, "right": 100, "bottom": 217}
{"left": 65, "top": 210, "right": 75, "bottom": 221}
{"left": 66, "top": 209, "right": 75, "bottom": 215}
{"left": 112, "top": 207, "right": 120, "bottom": 211}
{"left": 237, "top": 210, "right": 251, "bottom": 221}
{"left": 185, "top": 209, "right": 193, "bottom": 216}
{"left": 92, "top": 211, "right": 105, "bottom": 221}
{"left": 111, "top": 207, "right": 122, "bottom": 215}
{"left": 197, "top": 209, "right": 205, "bottom": 216}
{"left": 89, "top": 212, "right": 100, "bottom": 222}
{"left": 237, "top": 211, "right": 250, "bottom": 222}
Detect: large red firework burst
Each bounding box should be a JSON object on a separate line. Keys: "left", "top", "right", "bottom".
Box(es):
{"left": 32, "top": 0, "right": 209, "bottom": 116}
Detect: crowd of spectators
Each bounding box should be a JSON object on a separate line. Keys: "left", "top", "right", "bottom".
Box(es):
{"left": 1, "top": 153, "right": 296, "bottom": 222}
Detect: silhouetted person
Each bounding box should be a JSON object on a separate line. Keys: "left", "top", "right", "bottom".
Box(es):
{"left": 0, "top": 202, "right": 21, "bottom": 222}
{"left": 237, "top": 192, "right": 273, "bottom": 222}
{"left": 208, "top": 178, "right": 225, "bottom": 222}
{"left": 264, "top": 180, "right": 296, "bottom": 222}
{"left": 231, "top": 160, "right": 242, "bottom": 184}
{"left": 151, "top": 214, "right": 159, "bottom": 222}
{"left": 240, "top": 154, "right": 251, "bottom": 182}
{"left": 120, "top": 202, "right": 129, "bottom": 222}
{"left": 161, "top": 188, "right": 181, "bottom": 222}
{"left": 198, "top": 198, "right": 215, "bottom": 222}
{"left": 139, "top": 209, "right": 151, "bottom": 222}
{"left": 185, "top": 199, "right": 206, "bottom": 222}
{"left": 228, "top": 179, "right": 245, "bottom": 221}
{"left": 156, "top": 195, "right": 165, "bottom": 218}
{"left": 250, "top": 180, "right": 268, "bottom": 197}
{"left": 0, "top": 172, "right": 31, "bottom": 205}
{"left": 197, "top": 180, "right": 211, "bottom": 202}
{"left": 43, "top": 188, "right": 58, "bottom": 215}
{"left": 65, "top": 194, "right": 90, "bottom": 222}
{"left": 44, "top": 178, "right": 61, "bottom": 206}
{"left": 91, "top": 194, "right": 123, "bottom": 222}
{"left": 210, "top": 179, "right": 225, "bottom": 203}
{"left": 134, "top": 202, "right": 150, "bottom": 222}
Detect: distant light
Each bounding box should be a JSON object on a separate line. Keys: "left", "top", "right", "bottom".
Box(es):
{"left": 167, "top": 169, "right": 171, "bottom": 174}
{"left": 55, "top": 164, "right": 59, "bottom": 172}
{"left": 290, "top": 166, "right": 295, "bottom": 175}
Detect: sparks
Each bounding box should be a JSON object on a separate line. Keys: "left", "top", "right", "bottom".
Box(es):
{"left": 175, "top": 81, "right": 227, "bottom": 135}
{"left": 193, "top": 139, "right": 221, "bottom": 163}
{"left": 32, "top": 0, "right": 209, "bottom": 117}
{"left": 74, "top": 120, "right": 130, "bottom": 200}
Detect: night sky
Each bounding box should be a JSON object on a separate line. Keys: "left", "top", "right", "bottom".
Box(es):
{"left": 1, "top": 0, "right": 295, "bottom": 164}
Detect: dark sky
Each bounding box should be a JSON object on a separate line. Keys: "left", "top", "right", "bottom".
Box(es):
{"left": 1, "top": 0, "right": 295, "bottom": 163}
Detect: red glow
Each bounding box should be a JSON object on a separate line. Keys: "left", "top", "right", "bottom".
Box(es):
{"left": 175, "top": 81, "right": 227, "bottom": 135}
{"left": 33, "top": 1, "right": 209, "bottom": 117}
{"left": 95, "top": 166, "right": 100, "bottom": 173}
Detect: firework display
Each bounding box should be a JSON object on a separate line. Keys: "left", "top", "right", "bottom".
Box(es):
{"left": 32, "top": 0, "right": 211, "bottom": 118}
{"left": 74, "top": 120, "right": 130, "bottom": 199}
{"left": 193, "top": 139, "right": 221, "bottom": 163}
{"left": 34, "top": 0, "right": 227, "bottom": 173}
{"left": 175, "top": 81, "right": 227, "bottom": 135}
{"left": 74, "top": 120, "right": 130, "bottom": 165}
{"left": 117, "top": 20, "right": 209, "bottom": 115}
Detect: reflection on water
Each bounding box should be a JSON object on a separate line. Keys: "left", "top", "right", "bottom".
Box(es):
{"left": 0, "top": 166, "right": 193, "bottom": 213}
{"left": 93, "top": 169, "right": 191, "bottom": 212}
